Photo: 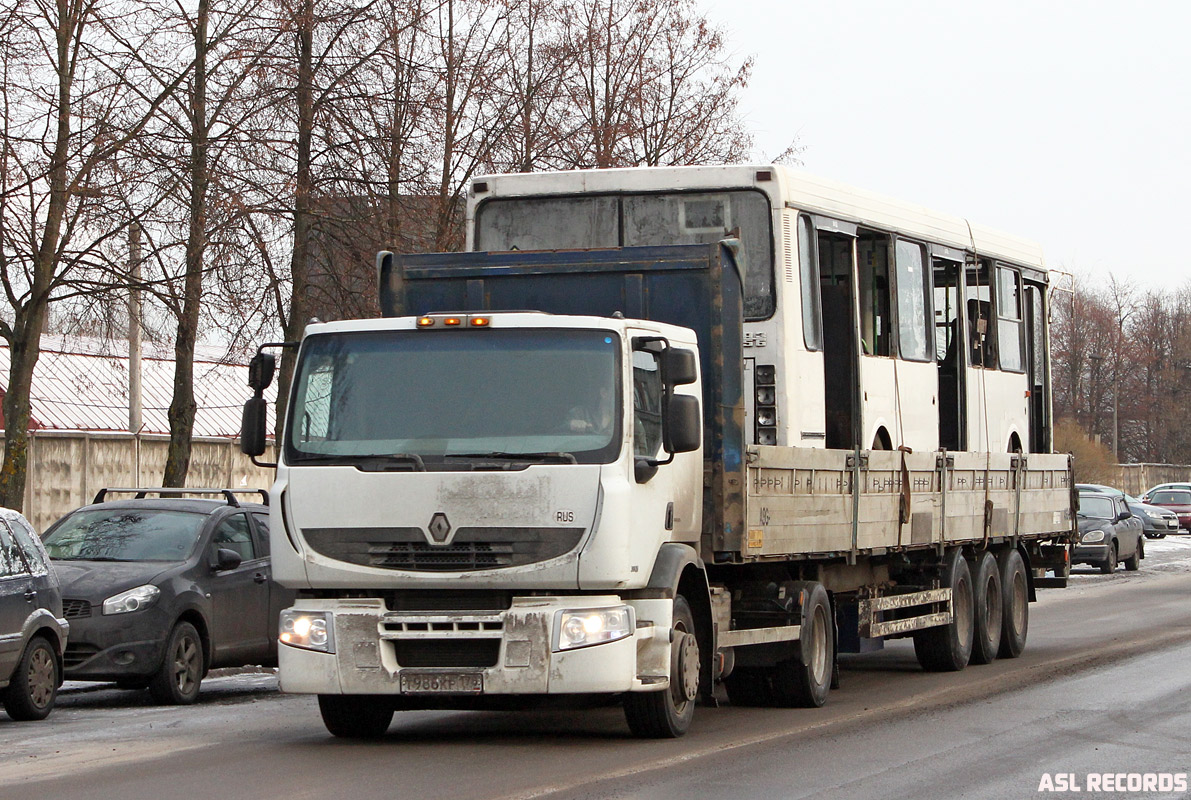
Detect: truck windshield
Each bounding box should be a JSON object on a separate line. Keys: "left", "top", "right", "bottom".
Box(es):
{"left": 286, "top": 328, "right": 621, "bottom": 465}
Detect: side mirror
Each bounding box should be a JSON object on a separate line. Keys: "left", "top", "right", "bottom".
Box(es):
{"left": 214, "top": 548, "right": 242, "bottom": 571}
{"left": 663, "top": 349, "right": 698, "bottom": 386}
{"left": 248, "top": 352, "right": 276, "bottom": 392}
{"left": 1119, "top": 508, "right": 1132, "bottom": 520}
{"left": 240, "top": 396, "right": 268, "bottom": 457}
{"left": 664, "top": 395, "right": 701, "bottom": 454}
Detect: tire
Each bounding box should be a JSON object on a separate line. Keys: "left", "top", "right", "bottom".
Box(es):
{"left": 968, "top": 551, "right": 1002, "bottom": 665}
{"left": 770, "top": 583, "right": 833, "bottom": 707}
{"left": 1124, "top": 541, "right": 1140, "bottom": 571}
{"left": 1100, "top": 542, "right": 1118, "bottom": 574}
{"left": 318, "top": 695, "right": 394, "bottom": 738}
{"left": 997, "top": 549, "right": 1029, "bottom": 659}
{"left": 913, "top": 548, "right": 973, "bottom": 672}
{"left": 624, "top": 595, "right": 699, "bottom": 738}
{"left": 149, "top": 621, "right": 204, "bottom": 705}
{"left": 2, "top": 635, "right": 58, "bottom": 721}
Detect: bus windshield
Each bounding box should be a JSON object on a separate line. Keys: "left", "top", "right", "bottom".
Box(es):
{"left": 475, "top": 190, "right": 774, "bottom": 320}
{"left": 285, "top": 328, "right": 622, "bottom": 466}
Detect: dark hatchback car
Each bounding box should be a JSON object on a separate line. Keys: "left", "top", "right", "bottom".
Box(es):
{"left": 1073, "top": 491, "right": 1144, "bottom": 574}
{"left": 42, "top": 488, "right": 292, "bottom": 704}
{"left": 1, "top": 508, "right": 68, "bottom": 721}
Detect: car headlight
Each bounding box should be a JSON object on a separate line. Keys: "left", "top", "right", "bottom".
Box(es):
{"left": 102, "top": 584, "right": 161, "bottom": 615}
{"left": 1144, "top": 509, "right": 1164, "bottom": 519}
{"left": 553, "top": 606, "right": 634, "bottom": 652}
{"left": 1081, "top": 530, "right": 1106, "bottom": 543}
{"left": 280, "top": 610, "right": 335, "bottom": 653}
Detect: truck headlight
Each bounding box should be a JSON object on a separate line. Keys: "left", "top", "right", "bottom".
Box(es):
{"left": 280, "top": 610, "right": 335, "bottom": 653}
{"left": 103, "top": 584, "right": 160, "bottom": 615}
{"left": 553, "top": 606, "right": 633, "bottom": 652}
{"left": 1081, "top": 530, "right": 1105, "bottom": 543}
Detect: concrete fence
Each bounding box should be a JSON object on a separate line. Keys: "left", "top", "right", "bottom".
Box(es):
{"left": 9, "top": 430, "right": 276, "bottom": 533}
{"left": 1102, "top": 463, "right": 1191, "bottom": 496}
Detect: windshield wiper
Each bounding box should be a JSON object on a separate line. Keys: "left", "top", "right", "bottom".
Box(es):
{"left": 444, "top": 451, "right": 577, "bottom": 465}
{"left": 353, "top": 453, "right": 427, "bottom": 472}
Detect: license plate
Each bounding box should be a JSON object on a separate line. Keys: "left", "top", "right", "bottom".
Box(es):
{"left": 400, "top": 672, "right": 483, "bottom": 694}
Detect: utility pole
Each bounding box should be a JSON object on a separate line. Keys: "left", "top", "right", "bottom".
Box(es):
{"left": 128, "top": 223, "right": 143, "bottom": 433}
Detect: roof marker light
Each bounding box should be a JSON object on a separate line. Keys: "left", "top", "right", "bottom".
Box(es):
{"left": 470, "top": 317, "right": 490, "bottom": 327}
{"left": 444, "top": 317, "right": 462, "bottom": 327}
{"left": 417, "top": 317, "right": 435, "bottom": 327}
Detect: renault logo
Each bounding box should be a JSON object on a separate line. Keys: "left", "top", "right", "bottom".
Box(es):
{"left": 427, "top": 513, "right": 452, "bottom": 544}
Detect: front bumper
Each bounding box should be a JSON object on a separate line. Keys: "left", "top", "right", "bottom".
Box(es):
{"left": 278, "top": 596, "right": 672, "bottom": 697}
{"left": 1072, "top": 542, "right": 1111, "bottom": 567}
{"left": 62, "top": 607, "right": 170, "bottom": 680}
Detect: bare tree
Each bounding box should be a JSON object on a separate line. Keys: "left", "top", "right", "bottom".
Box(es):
{"left": 0, "top": 0, "right": 189, "bottom": 508}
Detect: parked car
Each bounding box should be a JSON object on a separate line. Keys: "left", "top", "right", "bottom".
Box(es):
{"left": 1143, "top": 488, "right": 1191, "bottom": 532}
{"left": 0, "top": 508, "right": 67, "bottom": 721}
{"left": 41, "top": 488, "right": 293, "bottom": 705}
{"left": 1076, "top": 484, "right": 1180, "bottom": 538}
{"left": 1140, "top": 483, "right": 1191, "bottom": 504}
{"left": 1073, "top": 491, "right": 1144, "bottom": 574}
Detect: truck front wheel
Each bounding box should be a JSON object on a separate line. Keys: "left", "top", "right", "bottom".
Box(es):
{"left": 623, "top": 596, "right": 699, "bottom": 738}
{"left": 318, "top": 695, "right": 394, "bottom": 738}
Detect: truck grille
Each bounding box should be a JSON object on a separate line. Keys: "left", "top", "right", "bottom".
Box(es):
{"left": 303, "top": 527, "right": 584, "bottom": 571}
{"left": 62, "top": 599, "right": 92, "bottom": 619}
{"left": 391, "top": 639, "right": 501, "bottom": 668}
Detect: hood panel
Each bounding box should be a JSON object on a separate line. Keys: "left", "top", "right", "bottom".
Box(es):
{"left": 284, "top": 464, "right": 603, "bottom": 589}
{"left": 51, "top": 560, "right": 175, "bottom": 600}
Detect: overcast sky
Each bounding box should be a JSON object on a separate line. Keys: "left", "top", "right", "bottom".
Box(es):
{"left": 700, "top": 0, "right": 1188, "bottom": 290}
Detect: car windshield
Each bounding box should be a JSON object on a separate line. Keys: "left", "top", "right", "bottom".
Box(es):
{"left": 285, "top": 328, "right": 622, "bottom": 466}
{"left": 1077, "top": 494, "right": 1115, "bottom": 519}
{"left": 1151, "top": 490, "right": 1191, "bottom": 505}
{"left": 43, "top": 509, "right": 205, "bottom": 562}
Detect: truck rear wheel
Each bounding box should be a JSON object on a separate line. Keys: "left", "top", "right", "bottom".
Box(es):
{"left": 997, "top": 549, "right": 1029, "bottom": 659}
{"left": 770, "top": 583, "right": 833, "bottom": 708}
{"left": 624, "top": 596, "right": 698, "bottom": 738}
{"left": 968, "top": 551, "right": 1002, "bottom": 665}
{"left": 318, "top": 695, "right": 394, "bottom": 738}
{"left": 913, "top": 548, "right": 973, "bottom": 672}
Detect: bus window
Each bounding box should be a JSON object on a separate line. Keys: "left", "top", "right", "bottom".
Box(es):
{"left": 934, "top": 257, "right": 965, "bottom": 451}
{"left": 966, "top": 262, "right": 996, "bottom": 368}
{"left": 475, "top": 196, "right": 618, "bottom": 250}
{"left": 798, "top": 215, "right": 822, "bottom": 350}
{"left": 623, "top": 191, "right": 774, "bottom": 319}
{"left": 858, "top": 232, "right": 892, "bottom": 356}
{"left": 895, "top": 240, "right": 931, "bottom": 361}
{"left": 997, "top": 266, "right": 1024, "bottom": 373}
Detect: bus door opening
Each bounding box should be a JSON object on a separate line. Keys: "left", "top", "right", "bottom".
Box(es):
{"left": 818, "top": 229, "right": 859, "bottom": 450}
{"left": 934, "top": 257, "right": 966, "bottom": 450}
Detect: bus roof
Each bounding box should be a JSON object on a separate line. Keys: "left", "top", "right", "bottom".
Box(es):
{"left": 468, "top": 164, "right": 1046, "bottom": 273}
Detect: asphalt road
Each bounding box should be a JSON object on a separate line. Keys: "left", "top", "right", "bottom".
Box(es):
{"left": 3, "top": 537, "right": 1191, "bottom": 800}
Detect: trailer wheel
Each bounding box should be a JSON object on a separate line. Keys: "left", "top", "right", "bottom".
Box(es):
{"left": 968, "top": 551, "right": 1002, "bottom": 665}
{"left": 770, "top": 583, "right": 833, "bottom": 707}
{"left": 624, "top": 595, "right": 698, "bottom": 738}
{"left": 913, "top": 548, "right": 973, "bottom": 672}
{"left": 318, "top": 695, "right": 394, "bottom": 738}
{"left": 997, "top": 549, "right": 1029, "bottom": 659}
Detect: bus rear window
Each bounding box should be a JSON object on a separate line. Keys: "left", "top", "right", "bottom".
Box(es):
{"left": 476, "top": 190, "right": 775, "bottom": 320}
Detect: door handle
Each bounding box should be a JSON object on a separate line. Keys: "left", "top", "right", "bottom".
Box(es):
{"left": 253, "top": 573, "right": 268, "bottom": 584}
{"left": 24, "top": 588, "right": 37, "bottom": 602}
